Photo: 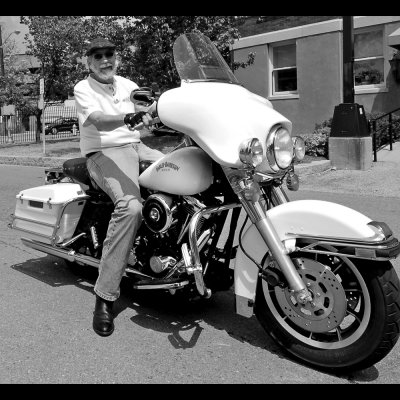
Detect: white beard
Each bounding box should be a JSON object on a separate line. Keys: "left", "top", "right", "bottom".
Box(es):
{"left": 89, "top": 62, "right": 117, "bottom": 84}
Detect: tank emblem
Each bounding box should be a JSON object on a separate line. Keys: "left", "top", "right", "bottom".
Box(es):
{"left": 156, "top": 162, "right": 180, "bottom": 172}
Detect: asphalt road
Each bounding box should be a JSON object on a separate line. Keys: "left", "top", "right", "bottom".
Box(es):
{"left": 1, "top": 164, "right": 400, "bottom": 384}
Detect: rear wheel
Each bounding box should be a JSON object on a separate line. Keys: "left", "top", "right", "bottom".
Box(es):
{"left": 51, "top": 127, "right": 58, "bottom": 135}
{"left": 255, "top": 250, "right": 400, "bottom": 372}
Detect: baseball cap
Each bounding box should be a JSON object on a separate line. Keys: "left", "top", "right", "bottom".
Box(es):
{"left": 86, "top": 37, "right": 116, "bottom": 56}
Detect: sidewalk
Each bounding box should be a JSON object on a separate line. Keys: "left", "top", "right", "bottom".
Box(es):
{"left": 298, "top": 141, "right": 400, "bottom": 198}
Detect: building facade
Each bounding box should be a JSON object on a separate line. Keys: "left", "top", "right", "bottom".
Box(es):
{"left": 232, "top": 16, "right": 400, "bottom": 135}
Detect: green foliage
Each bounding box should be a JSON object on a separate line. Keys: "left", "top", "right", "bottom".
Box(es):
{"left": 0, "top": 31, "right": 38, "bottom": 115}
{"left": 301, "top": 112, "right": 400, "bottom": 158}
{"left": 301, "top": 118, "right": 332, "bottom": 158}
{"left": 119, "top": 16, "right": 253, "bottom": 91}
{"left": 301, "top": 111, "right": 400, "bottom": 158}
{"left": 0, "top": 63, "right": 39, "bottom": 117}
{"left": 1, "top": 16, "right": 252, "bottom": 115}
{"left": 20, "top": 16, "right": 109, "bottom": 100}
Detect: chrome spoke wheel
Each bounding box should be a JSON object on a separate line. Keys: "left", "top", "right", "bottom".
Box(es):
{"left": 262, "top": 252, "right": 371, "bottom": 349}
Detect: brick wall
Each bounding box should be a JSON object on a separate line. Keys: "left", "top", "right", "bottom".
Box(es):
{"left": 238, "top": 16, "right": 341, "bottom": 37}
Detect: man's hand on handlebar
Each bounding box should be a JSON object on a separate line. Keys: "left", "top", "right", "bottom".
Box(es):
{"left": 124, "top": 111, "right": 152, "bottom": 130}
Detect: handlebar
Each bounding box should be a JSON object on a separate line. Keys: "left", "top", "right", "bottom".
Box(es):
{"left": 127, "top": 116, "right": 161, "bottom": 131}
{"left": 127, "top": 87, "right": 159, "bottom": 131}
{"left": 130, "top": 87, "right": 155, "bottom": 105}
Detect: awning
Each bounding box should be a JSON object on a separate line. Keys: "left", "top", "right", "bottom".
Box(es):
{"left": 388, "top": 27, "right": 400, "bottom": 50}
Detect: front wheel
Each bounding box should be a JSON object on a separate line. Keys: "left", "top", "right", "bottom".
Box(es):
{"left": 255, "top": 250, "right": 400, "bottom": 372}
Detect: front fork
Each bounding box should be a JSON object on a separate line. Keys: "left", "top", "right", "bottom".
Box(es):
{"left": 226, "top": 168, "right": 312, "bottom": 304}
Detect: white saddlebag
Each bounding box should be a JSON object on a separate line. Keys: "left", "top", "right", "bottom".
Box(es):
{"left": 11, "top": 183, "right": 87, "bottom": 244}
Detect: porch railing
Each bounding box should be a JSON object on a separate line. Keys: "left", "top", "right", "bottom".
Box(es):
{"left": 369, "top": 107, "right": 400, "bottom": 162}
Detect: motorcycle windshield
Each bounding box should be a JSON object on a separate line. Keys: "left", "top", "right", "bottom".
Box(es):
{"left": 158, "top": 32, "right": 291, "bottom": 167}
{"left": 173, "top": 32, "right": 240, "bottom": 84}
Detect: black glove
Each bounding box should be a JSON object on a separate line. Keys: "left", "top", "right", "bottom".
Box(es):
{"left": 124, "top": 111, "right": 147, "bottom": 128}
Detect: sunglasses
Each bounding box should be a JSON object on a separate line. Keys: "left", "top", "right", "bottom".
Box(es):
{"left": 93, "top": 51, "right": 115, "bottom": 60}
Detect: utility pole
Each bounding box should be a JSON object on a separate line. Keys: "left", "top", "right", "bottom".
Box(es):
{"left": 329, "top": 16, "right": 371, "bottom": 170}
{"left": 342, "top": 16, "right": 354, "bottom": 103}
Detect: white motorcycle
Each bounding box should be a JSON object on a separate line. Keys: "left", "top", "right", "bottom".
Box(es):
{"left": 10, "top": 32, "right": 400, "bottom": 372}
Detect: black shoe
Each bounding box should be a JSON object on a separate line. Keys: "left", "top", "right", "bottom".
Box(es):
{"left": 92, "top": 295, "right": 115, "bottom": 337}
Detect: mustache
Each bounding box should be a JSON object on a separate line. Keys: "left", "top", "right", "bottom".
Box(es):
{"left": 98, "top": 64, "right": 117, "bottom": 75}
{"left": 89, "top": 59, "right": 119, "bottom": 74}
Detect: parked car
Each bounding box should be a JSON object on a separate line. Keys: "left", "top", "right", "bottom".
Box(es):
{"left": 45, "top": 117, "right": 79, "bottom": 135}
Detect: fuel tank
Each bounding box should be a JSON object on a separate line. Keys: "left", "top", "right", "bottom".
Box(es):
{"left": 138, "top": 146, "right": 213, "bottom": 195}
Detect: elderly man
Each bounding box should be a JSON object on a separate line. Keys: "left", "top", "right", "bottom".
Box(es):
{"left": 74, "top": 37, "right": 163, "bottom": 336}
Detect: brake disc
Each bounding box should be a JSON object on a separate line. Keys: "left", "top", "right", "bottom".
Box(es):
{"left": 274, "top": 258, "right": 347, "bottom": 333}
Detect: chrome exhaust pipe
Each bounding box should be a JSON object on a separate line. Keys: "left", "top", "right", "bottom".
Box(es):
{"left": 21, "top": 237, "right": 100, "bottom": 268}
{"left": 20, "top": 238, "right": 184, "bottom": 286}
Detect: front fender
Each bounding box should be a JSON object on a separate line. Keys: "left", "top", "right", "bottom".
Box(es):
{"left": 234, "top": 200, "right": 387, "bottom": 317}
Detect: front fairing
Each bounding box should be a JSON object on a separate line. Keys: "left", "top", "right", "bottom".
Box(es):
{"left": 157, "top": 32, "right": 292, "bottom": 168}
{"left": 158, "top": 83, "right": 291, "bottom": 167}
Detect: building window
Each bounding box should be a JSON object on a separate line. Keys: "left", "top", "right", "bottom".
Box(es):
{"left": 271, "top": 42, "right": 297, "bottom": 95}
{"left": 354, "top": 28, "right": 384, "bottom": 87}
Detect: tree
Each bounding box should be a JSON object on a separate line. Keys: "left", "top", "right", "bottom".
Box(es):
{"left": 21, "top": 16, "right": 254, "bottom": 95}
{"left": 0, "top": 37, "right": 42, "bottom": 131}
{"left": 4, "top": 16, "right": 252, "bottom": 110}
{"left": 0, "top": 16, "right": 252, "bottom": 140}
{"left": 119, "top": 16, "right": 254, "bottom": 91}
{"left": 21, "top": 16, "right": 92, "bottom": 101}
{"left": 0, "top": 67, "right": 37, "bottom": 113}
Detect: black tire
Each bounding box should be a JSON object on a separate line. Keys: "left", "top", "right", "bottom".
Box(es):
{"left": 255, "top": 251, "right": 400, "bottom": 372}
{"left": 51, "top": 127, "right": 58, "bottom": 135}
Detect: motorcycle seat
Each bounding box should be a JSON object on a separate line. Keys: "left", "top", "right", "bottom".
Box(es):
{"left": 62, "top": 157, "right": 153, "bottom": 191}
{"left": 63, "top": 157, "right": 93, "bottom": 187}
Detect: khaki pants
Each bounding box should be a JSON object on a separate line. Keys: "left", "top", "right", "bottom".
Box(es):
{"left": 87, "top": 142, "right": 164, "bottom": 301}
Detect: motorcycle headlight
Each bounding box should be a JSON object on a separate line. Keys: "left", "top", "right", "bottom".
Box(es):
{"left": 239, "top": 138, "right": 264, "bottom": 167}
{"left": 266, "top": 125, "right": 293, "bottom": 171}
{"left": 292, "top": 136, "right": 306, "bottom": 161}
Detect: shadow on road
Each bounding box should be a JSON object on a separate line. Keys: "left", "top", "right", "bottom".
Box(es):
{"left": 11, "top": 254, "right": 379, "bottom": 383}
{"left": 11, "top": 254, "right": 97, "bottom": 291}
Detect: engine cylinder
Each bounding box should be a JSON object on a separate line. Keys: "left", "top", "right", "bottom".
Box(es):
{"left": 149, "top": 256, "right": 176, "bottom": 274}
{"left": 142, "top": 193, "right": 177, "bottom": 233}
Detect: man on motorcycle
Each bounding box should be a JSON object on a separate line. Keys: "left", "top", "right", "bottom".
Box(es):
{"left": 74, "top": 37, "right": 164, "bottom": 337}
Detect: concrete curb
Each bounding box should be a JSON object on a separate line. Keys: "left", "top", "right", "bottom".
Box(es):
{"left": 294, "top": 159, "right": 332, "bottom": 175}
{"left": 0, "top": 155, "right": 332, "bottom": 175}
{"left": 0, "top": 155, "right": 70, "bottom": 168}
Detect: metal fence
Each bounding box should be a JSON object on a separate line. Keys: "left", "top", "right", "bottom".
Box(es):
{"left": 0, "top": 104, "right": 80, "bottom": 145}
{"left": 369, "top": 107, "right": 400, "bottom": 162}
